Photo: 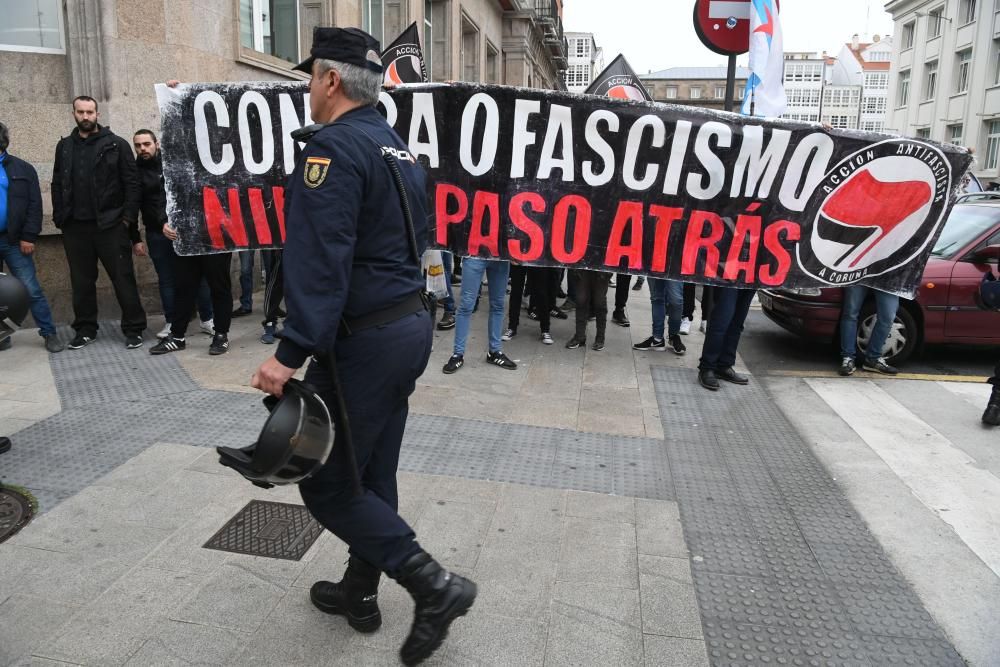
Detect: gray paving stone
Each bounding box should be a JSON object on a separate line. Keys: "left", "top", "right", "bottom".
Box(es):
{"left": 545, "top": 582, "right": 643, "bottom": 667}
{"left": 471, "top": 558, "right": 557, "bottom": 620}
{"left": 429, "top": 611, "right": 547, "bottom": 666}
{"left": 6, "top": 546, "right": 134, "bottom": 607}
{"left": 414, "top": 499, "right": 495, "bottom": 570}
{"left": 123, "top": 621, "right": 248, "bottom": 666}
{"left": 0, "top": 595, "right": 79, "bottom": 666}
{"left": 638, "top": 555, "right": 703, "bottom": 640}
{"left": 558, "top": 518, "right": 638, "bottom": 588}
{"left": 643, "top": 634, "right": 710, "bottom": 667}
{"left": 564, "top": 489, "right": 635, "bottom": 524}
{"left": 170, "top": 563, "right": 286, "bottom": 633}
{"left": 635, "top": 499, "right": 687, "bottom": 558}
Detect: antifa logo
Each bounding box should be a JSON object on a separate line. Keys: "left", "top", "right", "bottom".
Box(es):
{"left": 385, "top": 53, "right": 424, "bottom": 85}
{"left": 607, "top": 84, "right": 648, "bottom": 101}
{"left": 797, "top": 139, "right": 951, "bottom": 285}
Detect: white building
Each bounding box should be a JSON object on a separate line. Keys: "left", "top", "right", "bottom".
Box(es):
{"left": 886, "top": 0, "right": 1000, "bottom": 181}
{"left": 835, "top": 34, "right": 893, "bottom": 132}
{"left": 564, "top": 32, "right": 603, "bottom": 93}
{"left": 781, "top": 51, "right": 826, "bottom": 122}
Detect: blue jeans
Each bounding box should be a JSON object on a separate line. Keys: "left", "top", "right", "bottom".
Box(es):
{"left": 147, "top": 231, "right": 212, "bottom": 323}
{"left": 840, "top": 285, "right": 899, "bottom": 361}
{"left": 440, "top": 252, "right": 455, "bottom": 314}
{"left": 0, "top": 237, "right": 56, "bottom": 336}
{"left": 238, "top": 250, "right": 279, "bottom": 310}
{"left": 452, "top": 258, "right": 510, "bottom": 356}
{"left": 699, "top": 287, "right": 756, "bottom": 371}
{"left": 649, "top": 278, "right": 683, "bottom": 340}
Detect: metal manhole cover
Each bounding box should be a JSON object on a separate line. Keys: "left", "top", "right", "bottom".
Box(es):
{"left": 203, "top": 500, "right": 323, "bottom": 561}
{"left": 0, "top": 486, "right": 35, "bottom": 543}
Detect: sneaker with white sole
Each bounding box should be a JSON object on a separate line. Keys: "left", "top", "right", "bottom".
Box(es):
{"left": 68, "top": 334, "right": 95, "bottom": 349}
{"left": 150, "top": 335, "right": 185, "bottom": 355}
{"left": 157, "top": 324, "right": 171, "bottom": 339}
{"left": 125, "top": 335, "right": 143, "bottom": 349}
{"left": 679, "top": 317, "right": 692, "bottom": 335}
{"left": 633, "top": 336, "right": 665, "bottom": 351}
{"left": 862, "top": 357, "right": 898, "bottom": 375}
{"left": 541, "top": 332, "right": 553, "bottom": 345}
{"left": 200, "top": 319, "right": 215, "bottom": 336}
{"left": 209, "top": 333, "right": 229, "bottom": 355}
{"left": 669, "top": 334, "right": 687, "bottom": 355}
{"left": 501, "top": 328, "right": 516, "bottom": 341}
{"left": 486, "top": 350, "right": 517, "bottom": 369}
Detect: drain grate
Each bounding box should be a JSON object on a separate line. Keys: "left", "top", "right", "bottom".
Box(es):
{"left": 0, "top": 486, "right": 35, "bottom": 543}
{"left": 203, "top": 500, "right": 323, "bottom": 561}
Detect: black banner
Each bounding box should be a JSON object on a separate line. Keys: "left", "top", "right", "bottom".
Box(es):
{"left": 585, "top": 54, "right": 653, "bottom": 102}
{"left": 155, "top": 82, "right": 973, "bottom": 297}
{"left": 382, "top": 22, "right": 428, "bottom": 85}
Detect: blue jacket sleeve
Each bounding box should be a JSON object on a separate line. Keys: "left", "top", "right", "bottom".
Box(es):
{"left": 275, "top": 131, "right": 364, "bottom": 369}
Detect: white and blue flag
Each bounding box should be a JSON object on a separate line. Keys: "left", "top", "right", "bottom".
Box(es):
{"left": 741, "top": 0, "right": 786, "bottom": 117}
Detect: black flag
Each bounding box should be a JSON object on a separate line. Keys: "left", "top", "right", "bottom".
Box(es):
{"left": 381, "top": 22, "right": 428, "bottom": 85}
{"left": 585, "top": 54, "right": 652, "bottom": 101}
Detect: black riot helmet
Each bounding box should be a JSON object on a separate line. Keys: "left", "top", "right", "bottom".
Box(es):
{"left": 0, "top": 273, "right": 30, "bottom": 335}
{"left": 217, "top": 379, "right": 334, "bottom": 488}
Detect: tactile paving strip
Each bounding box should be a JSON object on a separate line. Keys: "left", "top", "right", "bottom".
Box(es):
{"left": 203, "top": 500, "right": 323, "bottom": 560}
{"left": 4, "top": 323, "right": 674, "bottom": 514}
{"left": 650, "top": 365, "right": 964, "bottom": 666}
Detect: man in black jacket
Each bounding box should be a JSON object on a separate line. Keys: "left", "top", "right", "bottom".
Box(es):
{"left": 0, "top": 122, "right": 63, "bottom": 353}
{"left": 133, "top": 129, "right": 214, "bottom": 339}
{"left": 52, "top": 96, "right": 146, "bottom": 350}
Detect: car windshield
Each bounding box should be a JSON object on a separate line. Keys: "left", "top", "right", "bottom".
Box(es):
{"left": 929, "top": 205, "right": 1000, "bottom": 258}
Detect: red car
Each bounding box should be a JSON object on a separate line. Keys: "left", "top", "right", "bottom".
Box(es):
{"left": 760, "top": 194, "right": 1000, "bottom": 365}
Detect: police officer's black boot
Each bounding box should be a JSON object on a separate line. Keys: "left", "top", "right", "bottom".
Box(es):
{"left": 983, "top": 388, "right": 1000, "bottom": 426}
{"left": 309, "top": 556, "right": 382, "bottom": 632}
{"left": 393, "top": 551, "right": 477, "bottom": 666}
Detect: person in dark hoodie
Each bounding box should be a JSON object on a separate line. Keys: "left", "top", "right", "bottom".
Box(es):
{"left": 0, "top": 121, "right": 63, "bottom": 353}
{"left": 132, "top": 129, "right": 215, "bottom": 340}
{"left": 51, "top": 95, "right": 146, "bottom": 350}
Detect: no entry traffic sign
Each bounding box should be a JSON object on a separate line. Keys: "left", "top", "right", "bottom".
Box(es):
{"left": 693, "top": 0, "right": 753, "bottom": 55}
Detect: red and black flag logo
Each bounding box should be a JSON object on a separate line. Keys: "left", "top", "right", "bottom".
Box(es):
{"left": 381, "top": 22, "right": 428, "bottom": 85}
{"left": 797, "top": 139, "right": 952, "bottom": 285}
{"left": 585, "top": 54, "right": 652, "bottom": 102}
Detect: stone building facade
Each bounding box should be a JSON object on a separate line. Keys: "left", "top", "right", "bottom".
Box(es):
{"left": 0, "top": 0, "right": 566, "bottom": 324}
{"left": 640, "top": 66, "right": 749, "bottom": 110}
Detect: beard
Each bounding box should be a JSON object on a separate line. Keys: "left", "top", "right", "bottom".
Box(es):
{"left": 76, "top": 119, "right": 96, "bottom": 133}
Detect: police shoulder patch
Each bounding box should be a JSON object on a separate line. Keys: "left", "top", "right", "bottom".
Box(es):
{"left": 303, "top": 156, "right": 332, "bottom": 189}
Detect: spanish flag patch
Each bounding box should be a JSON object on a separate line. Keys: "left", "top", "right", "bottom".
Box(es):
{"left": 303, "top": 156, "right": 331, "bottom": 189}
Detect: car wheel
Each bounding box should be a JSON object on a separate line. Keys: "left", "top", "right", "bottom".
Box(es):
{"left": 857, "top": 303, "right": 918, "bottom": 366}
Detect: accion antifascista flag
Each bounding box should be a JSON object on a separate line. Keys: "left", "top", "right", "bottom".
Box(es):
{"left": 585, "top": 54, "right": 653, "bottom": 102}
{"left": 382, "top": 22, "right": 428, "bottom": 85}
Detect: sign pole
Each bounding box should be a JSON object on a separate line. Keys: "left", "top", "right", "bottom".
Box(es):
{"left": 724, "top": 53, "right": 737, "bottom": 112}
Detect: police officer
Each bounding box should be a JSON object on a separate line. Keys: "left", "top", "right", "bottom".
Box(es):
{"left": 251, "top": 28, "right": 476, "bottom": 666}
{"left": 1, "top": 271, "right": 30, "bottom": 455}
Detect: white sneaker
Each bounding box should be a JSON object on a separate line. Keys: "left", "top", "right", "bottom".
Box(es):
{"left": 699, "top": 320, "right": 707, "bottom": 333}
{"left": 679, "top": 317, "right": 692, "bottom": 335}
{"left": 157, "top": 324, "right": 171, "bottom": 339}
{"left": 501, "top": 328, "right": 516, "bottom": 341}
{"left": 541, "top": 332, "right": 554, "bottom": 345}
{"left": 200, "top": 319, "right": 215, "bottom": 336}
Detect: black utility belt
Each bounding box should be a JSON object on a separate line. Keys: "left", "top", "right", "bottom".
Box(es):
{"left": 338, "top": 292, "right": 427, "bottom": 338}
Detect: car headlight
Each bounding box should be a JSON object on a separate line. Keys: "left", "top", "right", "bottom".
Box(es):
{"left": 782, "top": 287, "right": 823, "bottom": 297}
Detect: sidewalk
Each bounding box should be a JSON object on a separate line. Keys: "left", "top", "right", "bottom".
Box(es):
{"left": 0, "top": 286, "right": 992, "bottom": 665}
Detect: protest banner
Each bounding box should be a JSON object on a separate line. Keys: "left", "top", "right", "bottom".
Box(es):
{"left": 155, "top": 81, "right": 973, "bottom": 297}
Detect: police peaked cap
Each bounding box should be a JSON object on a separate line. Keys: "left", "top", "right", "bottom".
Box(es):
{"left": 293, "top": 27, "right": 383, "bottom": 74}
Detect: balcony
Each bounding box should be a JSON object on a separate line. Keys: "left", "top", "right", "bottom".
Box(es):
{"left": 533, "top": 0, "right": 567, "bottom": 64}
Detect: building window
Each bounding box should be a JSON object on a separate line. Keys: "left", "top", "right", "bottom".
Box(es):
{"left": 460, "top": 13, "right": 480, "bottom": 82}
{"left": 240, "top": 0, "right": 300, "bottom": 64}
{"left": 956, "top": 49, "right": 972, "bottom": 93}
{"left": 714, "top": 86, "right": 725, "bottom": 99}
{"left": 0, "top": 0, "right": 63, "bottom": 53}
{"left": 486, "top": 41, "right": 499, "bottom": 84}
{"left": 575, "top": 39, "right": 589, "bottom": 58}
{"left": 665, "top": 86, "right": 678, "bottom": 99}
{"left": 863, "top": 96, "right": 887, "bottom": 114}
{"left": 928, "top": 6, "right": 945, "bottom": 37}
{"left": 689, "top": 87, "right": 702, "bottom": 99}
{"left": 897, "top": 70, "right": 911, "bottom": 106}
{"left": 986, "top": 120, "right": 1000, "bottom": 170}
{"left": 916, "top": 128, "right": 931, "bottom": 139}
{"left": 565, "top": 64, "right": 589, "bottom": 88}
{"left": 948, "top": 124, "right": 964, "bottom": 146}
{"left": 901, "top": 21, "right": 915, "bottom": 49}
{"left": 362, "top": 0, "right": 408, "bottom": 50}
{"left": 426, "top": 0, "right": 451, "bottom": 82}
{"left": 993, "top": 38, "right": 1000, "bottom": 86}
{"left": 959, "top": 0, "right": 977, "bottom": 23}
{"left": 923, "top": 60, "right": 938, "bottom": 100}
{"left": 864, "top": 72, "right": 888, "bottom": 89}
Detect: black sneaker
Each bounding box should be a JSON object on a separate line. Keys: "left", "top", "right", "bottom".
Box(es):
{"left": 669, "top": 334, "right": 686, "bottom": 355}
{"left": 44, "top": 335, "right": 65, "bottom": 353}
{"left": 592, "top": 337, "right": 605, "bottom": 351}
{"left": 209, "top": 333, "right": 229, "bottom": 355}
{"left": 633, "top": 336, "right": 665, "bottom": 351}
{"left": 565, "top": 336, "right": 586, "bottom": 349}
{"left": 632, "top": 276, "right": 645, "bottom": 291}
{"left": 501, "top": 328, "right": 517, "bottom": 341}
{"left": 486, "top": 350, "right": 517, "bottom": 370}
{"left": 150, "top": 335, "right": 186, "bottom": 355}
{"left": 125, "top": 335, "right": 143, "bottom": 349}
{"left": 526, "top": 309, "right": 539, "bottom": 321}
{"left": 838, "top": 356, "right": 856, "bottom": 376}
{"left": 443, "top": 353, "right": 464, "bottom": 374}
{"left": 68, "top": 334, "right": 96, "bottom": 349}
{"left": 437, "top": 313, "right": 456, "bottom": 330}
{"left": 550, "top": 308, "right": 568, "bottom": 320}
{"left": 612, "top": 310, "right": 630, "bottom": 327}
{"left": 862, "top": 357, "right": 898, "bottom": 375}
{"left": 232, "top": 306, "right": 252, "bottom": 317}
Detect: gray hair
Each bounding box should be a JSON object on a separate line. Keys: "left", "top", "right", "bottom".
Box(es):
{"left": 0, "top": 122, "right": 8, "bottom": 153}
{"left": 315, "top": 58, "right": 382, "bottom": 107}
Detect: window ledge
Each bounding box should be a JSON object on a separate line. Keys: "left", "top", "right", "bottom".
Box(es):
{"left": 927, "top": 34, "right": 942, "bottom": 42}
{"left": 238, "top": 47, "right": 310, "bottom": 80}
{"left": 950, "top": 91, "right": 969, "bottom": 99}
{"left": 920, "top": 98, "right": 936, "bottom": 105}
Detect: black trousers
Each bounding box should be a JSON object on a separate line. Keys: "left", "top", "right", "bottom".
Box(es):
{"left": 573, "top": 270, "right": 610, "bottom": 340}
{"left": 61, "top": 221, "right": 147, "bottom": 337}
{"left": 683, "top": 283, "right": 696, "bottom": 320}
{"left": 170, "top": 253, "right": 233, "bottom": 337}
{"left": 701, "top": 285, "right": 715, "bottom": 323}
{"left": 527, "top": 267, "right": 558, "bottom": 333}
{"left": 262, "top": 251, "right": 284, "bottom": 327}
{"left": 508, "top": 264, "right": 528, "bottom": 331}
{"left": 299, "top": 311, "right": 433, "bottom": 576}
{"left": 614, "top": 274, "right": 632, "bottom": 312}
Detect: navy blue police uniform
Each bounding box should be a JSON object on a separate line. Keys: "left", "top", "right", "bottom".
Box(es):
{"left": 275, "top": 105, "right": 433, "bottom": 576}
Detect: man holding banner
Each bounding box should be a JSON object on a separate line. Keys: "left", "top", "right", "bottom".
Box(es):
{"left": 249, "top": 27, "right": 476, "bottom": 666}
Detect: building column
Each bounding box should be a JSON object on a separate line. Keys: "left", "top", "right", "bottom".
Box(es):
{"left": 64, "top": 0, "right": 108, "bottom": 101}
